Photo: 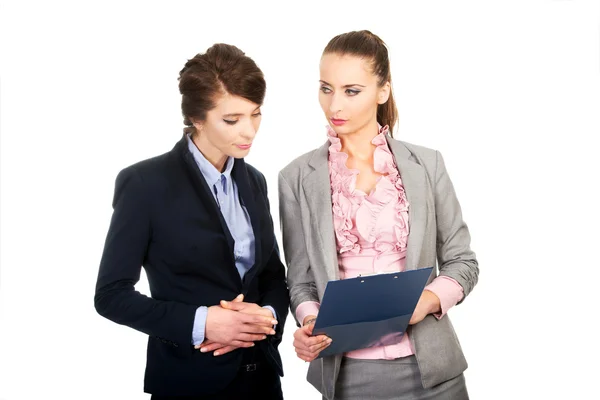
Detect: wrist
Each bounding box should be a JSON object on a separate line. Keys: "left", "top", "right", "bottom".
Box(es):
{"left": 303, "top": 314, "right": 317, "bottom": 326}
{"left": 425, "top": 290, "right": 441, "bottom": 314}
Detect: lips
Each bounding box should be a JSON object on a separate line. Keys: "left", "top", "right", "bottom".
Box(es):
{"left": 330, "top": 118, "right": 347, "bottom": 126}
{"left": 236, "top": 144, "right": 252, "bottom": 150}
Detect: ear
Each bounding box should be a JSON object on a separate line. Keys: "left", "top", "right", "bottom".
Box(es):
{"left": 377, "top": 81, "right": 391, "bottom": 105}
{"left": 191, "top": 118, "right": 203, "bottom": 133}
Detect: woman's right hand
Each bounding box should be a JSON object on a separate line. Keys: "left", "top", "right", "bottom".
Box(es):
{"left": 205, "top": 305, "right": 277, "bottom": 348}
{"left": 293, "top": 315, "right": 332, "bottom": 362}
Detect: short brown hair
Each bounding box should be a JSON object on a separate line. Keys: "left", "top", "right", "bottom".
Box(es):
{"left": 178, "top": 43, "right": 266, "bottom": 135}
{"left": 324, "top": 30, "right": 398, "bottom": 136}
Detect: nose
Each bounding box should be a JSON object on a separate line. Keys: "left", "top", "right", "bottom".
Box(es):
{"left": 241, "top": 119, "right": 257, "bottom": 141}
{"left": 329, "top": 92, "right": 343, "bottom": 115}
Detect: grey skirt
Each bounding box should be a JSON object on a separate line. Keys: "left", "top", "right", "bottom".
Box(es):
{"left": 330, "top": 356, "right": 469, "bottom": 400}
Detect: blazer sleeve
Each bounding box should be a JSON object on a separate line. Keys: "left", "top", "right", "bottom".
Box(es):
{"left": 278, "top": 171, "right": 319, "bottom": 326}
{"left": 255, "top": 172, "right": 289, "bottom": 341}
{"left": 433, "top": 151, "right": 479, "bottom": 302}
{"left": 94, "top": 167, "right": 198, "bottom": 355}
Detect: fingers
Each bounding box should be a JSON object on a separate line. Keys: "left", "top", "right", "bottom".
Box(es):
{"left": 296, "top": 351, "right": 316, "bottom": 362}
{"left": 240, "top": 312, "right": 278, "bottom": 327}
{"left": 220, "top": 294, "right": 244, "bottom": 310}
{"left": 409, "top": 308, "right": 426, "bottom": 325}
{"left": 295, "top": 344, "right": 328, "bottom": 362}
{"left": 295, "top": 328, "right": 328, "bottom": 348}
{"left": 214, "top": 345, "right": 238, "bottom": 356}
{"left": 308, "top": 337, "right": 332, "bottom": 353}
{"left": 303, "top": 323, "right": 315, "bottom": 335}
{"left": 294, "top": 336, "right": 332, "bottom": 361}
{"left": 295, "top": 348, "right": 319, "bottom": 361}
{"left": 220, "top": 302, "right": 272, "bottom": 318}
{"left": 199, "top": 342, "right": 227, "bottom": 353}
{"left": 229, "top": 340, "right": 256, "bottom": 348}
{"left": 236, "top": 321, "right": 276, "bottom": 335}
{"left": 232, "top": 294, "right": 244, "bottom": 302}
{"left": 220, "top": 300, "right": 246, "bottom": 310}
{"left": 293, "top": 335, "right": 330, "bottom": 352}
{"left": 292, "top": 327, "right": 331, "bottom": 361}
{"left": 194, "top": 339, "right": 214, "bottom": 350}
{"left": 236, "top": 333, "right": 268, "bottom": 342}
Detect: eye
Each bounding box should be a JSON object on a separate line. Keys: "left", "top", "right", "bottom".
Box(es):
{"left": 320, "top": 86, "right": 332, "bottom": 94}
{"left": 223, "top": 119, "right": 238, "bottom": 125}
{"left": 252, "top": 112, "right": 262, "bottom": 118}
{"left": 346, "top": 89, "right": 360, "bottom": 96}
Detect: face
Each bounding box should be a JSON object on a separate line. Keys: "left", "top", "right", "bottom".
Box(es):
{"left": 192, "top": 92, "right": 262, "bottom": 162}
{"left": 319, "top": 53, "right": 390, "bottom": 136}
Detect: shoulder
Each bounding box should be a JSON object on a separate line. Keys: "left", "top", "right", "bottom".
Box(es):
{"left": 244, "top": 161, "right": 267, "bottom": 190}
{"left": 395, "top": 139, "right": 438, "bottom": 160}
{"left": 389, "top": 138, "right": 443, "bottom": 174}
{"left": 116, "top": 150, "right": 172, "bottom": 185}
{"left": 112, "top": 142, "right": 184, "bottom": 203}
{"left": 279, "top": 145, "right": 325, "bottom": 182}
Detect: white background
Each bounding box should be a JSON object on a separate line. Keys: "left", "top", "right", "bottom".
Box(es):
{"left": 1, "top": 1, "right": 599, "bottom": 399}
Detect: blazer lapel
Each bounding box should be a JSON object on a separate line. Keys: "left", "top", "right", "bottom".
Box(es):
{"left": 176, "top": 139, "right": 239, "bottom": 281}
{"left": 387, "top": 137, "right": 428, "bottom": 271}
{"left": 231, "top": 158, "right": 263, "bottom": 284}
{"left": 302, "top": 142, "right": 340, "bottom": 280}
{"left": 300, "top": 137, "right": 428, "bottom": 278}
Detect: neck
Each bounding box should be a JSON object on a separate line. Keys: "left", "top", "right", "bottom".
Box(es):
{"left": 339, "top": 120, "right": 380, "bottom": 160}
{"left": 191, "top": 134, "right": 229, "bottom": 172}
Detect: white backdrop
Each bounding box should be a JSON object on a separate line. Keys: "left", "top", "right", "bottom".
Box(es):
{"left": 1, "top": 1, "right": 599, "bottom": 399}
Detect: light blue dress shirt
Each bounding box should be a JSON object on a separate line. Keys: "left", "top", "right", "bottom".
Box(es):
{"left": 186, "top": 135, "right": 275, "bottom": 346}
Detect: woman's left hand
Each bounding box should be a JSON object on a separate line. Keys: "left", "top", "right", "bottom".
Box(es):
{"left": 197, "top": 295, "right": 276, "bottom": 356}
{"left": 409, "top": 290, "right": 441, "bottom": 325}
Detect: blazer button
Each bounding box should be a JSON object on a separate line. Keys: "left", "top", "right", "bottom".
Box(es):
{"left": 161, "top": 339, "right": 167, "bottom": 344}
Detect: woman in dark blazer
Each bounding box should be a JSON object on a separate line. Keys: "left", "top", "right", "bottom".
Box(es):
{"left": 94, "top": 43, "right": 288, "bottom": 400}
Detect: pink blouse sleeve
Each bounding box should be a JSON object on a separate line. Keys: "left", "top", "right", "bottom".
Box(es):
{"left": 424, "top": 276, "right": 464, "bottom": 319}
{"left": 295, "top": 301, "right": 321, "bottom": 325}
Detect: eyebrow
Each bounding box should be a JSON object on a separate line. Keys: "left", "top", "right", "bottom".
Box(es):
{"left": 319, "top": 80, "right": 366, "bottom": 88}
{"left": 222, "top": 106, "right": 261, "bottom": 118}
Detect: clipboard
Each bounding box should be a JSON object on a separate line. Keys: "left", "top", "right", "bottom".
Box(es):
{"left": 312, "top": 267, "right": 434, "bottom": 358}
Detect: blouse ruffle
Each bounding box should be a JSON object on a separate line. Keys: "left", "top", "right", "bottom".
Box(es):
{"left": 328, "top": 125, "right": 410, "bottom": 255}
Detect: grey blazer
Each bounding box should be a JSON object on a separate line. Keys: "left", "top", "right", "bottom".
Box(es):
{"left": 278, "top": 135, "right": 479, "bottom": 400}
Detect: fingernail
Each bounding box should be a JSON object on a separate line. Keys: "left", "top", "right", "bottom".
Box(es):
{"left": 250, "top": 343, "right": 255, "bottom": 347}
{"left": 222, "top": 301, "right": 228, "bottom": 305}
{"left": 262, "top": 335, "right": 267, "bottom": 340}
{"left": 200, "top": 347, "right": 207, "bottom": 353}
{"left": 194, "top": 345, "right": 200, "bottom": 349}
{"left": 214, "top": 352, "right": 220, "bottom": 356}
{"left": 322, "top": 337, "right": 328, "bottom": 342}
{"left": 270, "top": 330, "right": 276, "bottom": 335}
{"left": 327, "top": 339, "right": 333, "bottom": 343}
{"left": 271, "top": 320, "right": 278, "bottom": 324}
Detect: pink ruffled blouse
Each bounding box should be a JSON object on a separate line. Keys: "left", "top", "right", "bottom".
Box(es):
{"left": 296, "top": 125, "right": 464, "bottom": 360}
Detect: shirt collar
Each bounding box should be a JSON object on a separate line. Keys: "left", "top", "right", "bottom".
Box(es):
{"left": 326, "top": 123, "right": 389, "bottom": 143}
{"left": 186, "top": 134, "right": 234, "bottom": 189}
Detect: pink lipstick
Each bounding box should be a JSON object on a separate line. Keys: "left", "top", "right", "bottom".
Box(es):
{"left": 331, "top": 118, "right": 346, "bottom": 126}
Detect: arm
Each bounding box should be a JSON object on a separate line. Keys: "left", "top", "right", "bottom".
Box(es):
{"left": 94, "top": 167, "right": 198, "bottom": 355}
{"left": 255, "top": 172, "right": 290, "bottom": 341}
{"left": 278, "top": 172, "right": 320, "bottom": 327}
{"left": 433, "top": 150, "right": 479, "bottom": 301}
{"left": 258, "top": 244, "right": 290, "bottom": 342}
{"left": 409, "top": 151, "right": 478, "bottom": 325}
{"left": 424, "top": 276, "right": 464, "bottom": 319}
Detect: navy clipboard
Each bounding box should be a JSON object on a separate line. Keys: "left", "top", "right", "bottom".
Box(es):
{"left": 312, "top": 267, "right": 434, "bottom": 358}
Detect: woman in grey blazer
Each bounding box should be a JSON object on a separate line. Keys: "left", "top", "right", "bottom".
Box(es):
{"left": 278, "top": 30, "right": 479, "bottom": 400}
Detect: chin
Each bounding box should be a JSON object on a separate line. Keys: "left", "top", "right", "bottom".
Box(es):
{"left": 232, "top": 148, "right": 251, "bottom": 158}
{"left": 328, "top": 123, "right": 352, "bottom": 136}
